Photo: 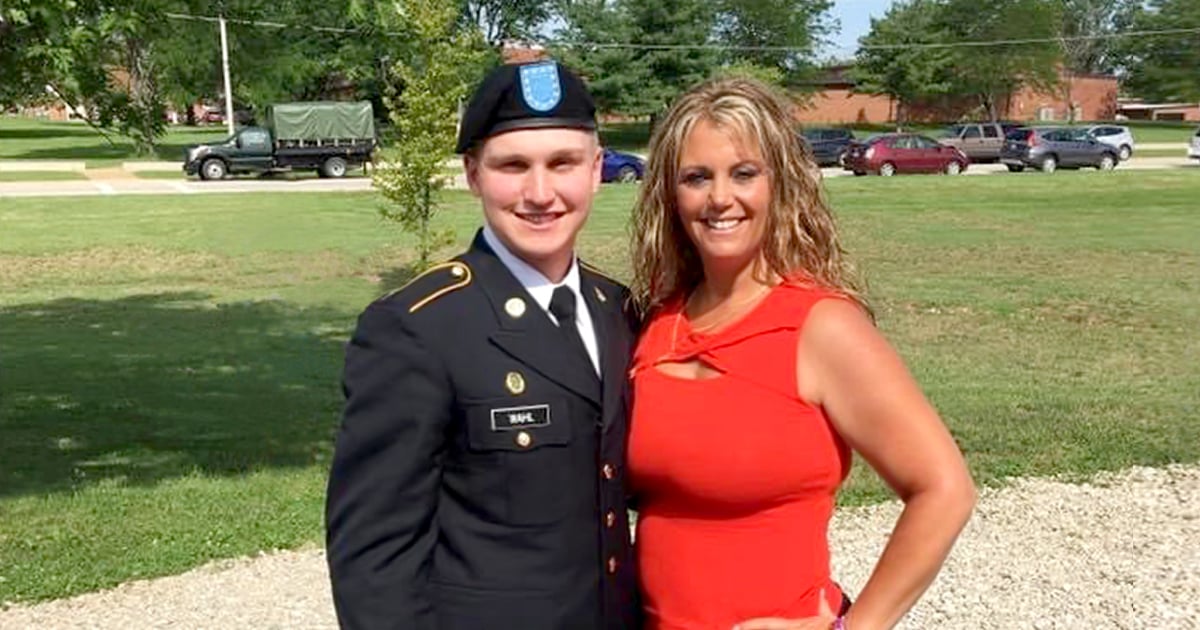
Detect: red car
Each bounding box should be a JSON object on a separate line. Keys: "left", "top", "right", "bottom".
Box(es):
{"left": 843, "top": 133, "right": 969, "bottom": 176}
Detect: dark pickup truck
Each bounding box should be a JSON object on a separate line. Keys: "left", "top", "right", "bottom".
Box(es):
{"left": 184, "top": 101, "right": 376, "bottom": 180}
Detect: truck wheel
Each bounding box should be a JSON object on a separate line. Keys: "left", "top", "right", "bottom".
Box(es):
{"left": 322, "top": 157, "right": 348, "bottom": 178}
{"left": 200, "top": 158, "right": 227, "bottom": 181}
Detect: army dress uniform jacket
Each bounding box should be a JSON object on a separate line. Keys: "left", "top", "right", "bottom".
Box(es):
{"left": 326, "top": 231, "right": 640, "bottom": 630}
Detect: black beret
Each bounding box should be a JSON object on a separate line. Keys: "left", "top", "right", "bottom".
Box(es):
{"left": 455, "top": 60, "right": 597, "bottom": 154}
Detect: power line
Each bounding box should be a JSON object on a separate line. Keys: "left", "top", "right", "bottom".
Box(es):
{"left": 162, "top": 12, "right": 1200, "bottom": 53}
{"left": 163, "top": 12, "right": 385, "bottom": 36}
{"left": 557, "top": 27, "right": 1200, "bottom": 53}
{"left": 844, "top": 26, "right": 1200, "bottom": 52}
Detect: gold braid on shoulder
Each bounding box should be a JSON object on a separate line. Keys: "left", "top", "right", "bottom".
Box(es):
{"left": 381, "top": 261, "right": 472, "bottom": 313}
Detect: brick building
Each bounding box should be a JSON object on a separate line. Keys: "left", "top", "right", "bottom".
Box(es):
{"left": 1115, "top": 99, "right": 1200, "bottom": 122}
{"left": 792, "top": 64, "right": 1119, "bottom": 124}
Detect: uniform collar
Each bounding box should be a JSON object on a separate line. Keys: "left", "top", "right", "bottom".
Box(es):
{"left": 482, "top": 224, "right": 583, "bottom": 315}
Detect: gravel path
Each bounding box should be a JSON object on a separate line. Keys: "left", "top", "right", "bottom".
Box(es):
{"left": 3, "top": 465, "right": 1196, "bottom": 629}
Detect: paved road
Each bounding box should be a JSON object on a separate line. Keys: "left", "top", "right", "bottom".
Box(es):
{"left": 0, "top": 158, "right": 1195, "bottom": 198}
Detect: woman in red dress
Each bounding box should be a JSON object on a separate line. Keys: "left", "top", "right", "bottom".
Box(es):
{"left": 627, "top": 78, "right": 977, "bottom": 630}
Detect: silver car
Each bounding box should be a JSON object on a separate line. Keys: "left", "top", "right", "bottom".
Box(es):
{"left": 1190, "top": 127, "right": 1200, "bottom": 161}
{"left": 1083, "top": 125, "right": 1135, "bottom": 161}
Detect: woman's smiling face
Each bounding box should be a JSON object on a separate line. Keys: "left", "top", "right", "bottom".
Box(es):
{"left": 674, "top": 118, "right": 772, "bottom": 275}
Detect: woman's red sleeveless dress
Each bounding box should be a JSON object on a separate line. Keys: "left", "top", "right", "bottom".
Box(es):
{"left": 628, "top": 283, "right": 851, "bottom": 629}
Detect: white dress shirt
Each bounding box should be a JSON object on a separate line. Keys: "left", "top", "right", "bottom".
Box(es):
{"left": 482, "top": 225, "right": 601, "bottom": 375}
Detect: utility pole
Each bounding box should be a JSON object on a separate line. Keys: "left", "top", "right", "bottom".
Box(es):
{"left": 219, "top": 14, "right": 235, "bottom": 136}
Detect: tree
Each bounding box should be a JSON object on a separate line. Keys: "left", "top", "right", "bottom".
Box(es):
{"left": 1118, "top": 0, "right": 1200, "bottom": 102}
{"left": 1057, "top": 0, "right": 1139, "bottom": 74}
{"left": 555, "top": 1, "right": 644, "bottom": 115}
{"left": 460, "top": 0, "right": 554, "bottom": 45}
{"left": 370, "top": 0, "right": 489, "bottom": 266}
{"left": 201, "top": 0, "right": 385, "bottom": 116}
{"left": 1055, "top": 0, "right": 1139, "bottom": 121}
{"left": 854, "top": 0, "right": 1064, "bottom": 122}
{"left": 937, "top": 0, "right": 1063, "bottom": 121}
{"left": 155, "top": 8, "right": 221, "bottom": 126}
{"left": 0, "top": 0, "right": 178, "bottom": 153}
{"left": 712, "top": 0, "right": 834, "bottom": 86}
{"left": 555, "top": 0, "right": 718, "bottom": 119}
{"left": 852, "top": 0, "right": 957, "bottom": 126}
{"left": 2, "top": 0, "right": 385, "bottom": 150}
{"left": 0, "top": 0, "right": 82, "bottom": 106}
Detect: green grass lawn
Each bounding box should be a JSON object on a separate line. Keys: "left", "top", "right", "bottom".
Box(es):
{"left": 1123, "top": 121, "right": 1197, "bottom": 144}
{"left": 1134, "top": 148, "right": 1192, "bottom": 159}
{"left": 0, "top": 171, "right": 86, "bottom": 182}
{"left": 0, "top": 116, "right": 229, "bottom": 168}
{"left": 1, "top": 171, "right": 1198, "bottom": 604}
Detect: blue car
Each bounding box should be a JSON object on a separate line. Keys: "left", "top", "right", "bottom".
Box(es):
{"left": 601, "top": 148, "right": 645, "bottom": 183}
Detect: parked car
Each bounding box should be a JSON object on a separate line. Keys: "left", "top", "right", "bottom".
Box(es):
{"left": 184, "top": 101, "right": 376, "bottom": 180}
{"left": 1189, "top": 126, "right": 1200, "bottom": 161}
{"left": 202, "top": 106, "right": 253, "bottom": 126}
{"left": 799, "top": 127, "right": 855, "bottom": 167}
{"left": 843, "top": 133, "right": 969, "bottom": 176}
{"left": 938, "top": 122, "right": 1007, "bottom": 162}
{"left": 601, "top": 148, "right": 644, "bottom": 183}
{"left": 999, "top": 127, "right": 1119, "bottom": 173}
{"left": 1083, "top": 124, "right": 1135, "bottom": 161}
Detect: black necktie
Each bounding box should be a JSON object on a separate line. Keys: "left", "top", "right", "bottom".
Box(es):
{"left": 549, "top": 286, "right": 595, "bottom": 375}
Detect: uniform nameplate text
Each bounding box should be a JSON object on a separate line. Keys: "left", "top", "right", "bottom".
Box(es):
{"left": 490, "top": 404, "right": 551, "bottom": 431}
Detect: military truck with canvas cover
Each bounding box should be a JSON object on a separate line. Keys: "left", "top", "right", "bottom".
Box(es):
{"left": 184, "top": 101, "right": 376, "bottom": 180}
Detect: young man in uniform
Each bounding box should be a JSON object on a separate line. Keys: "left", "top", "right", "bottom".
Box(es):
{"left": 325, "top": 60, "right": 640, "bottom": 629}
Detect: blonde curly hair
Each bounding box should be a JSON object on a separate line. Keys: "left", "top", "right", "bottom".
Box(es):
{"left": 630, "top": 76, "right": 867, "bottom": 314}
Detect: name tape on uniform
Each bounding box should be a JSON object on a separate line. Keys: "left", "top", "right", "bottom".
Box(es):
{"left": 490, "top": 404, "right": 551, "bottom": 431}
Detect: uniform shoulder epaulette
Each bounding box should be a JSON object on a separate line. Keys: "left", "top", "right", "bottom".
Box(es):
{"left": 381, "top": 260, "right": 472, "bottom": 314}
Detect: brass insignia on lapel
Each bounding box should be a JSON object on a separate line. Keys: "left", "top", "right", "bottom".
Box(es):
{"left": 594, "top": 286, "right": 607, "bottom": 303}
{"left": 505, "top": 297, "right": 527, "bottom": 318}
{"left": 505, "top": 371, "right": 526, "bottom": 395}
{"left": 515, "top": 431, "right": 533, "bottom": 448}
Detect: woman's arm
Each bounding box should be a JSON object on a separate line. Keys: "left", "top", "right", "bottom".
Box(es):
{"left": 797, "top": 298, "right": 977, "bottom": 630}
